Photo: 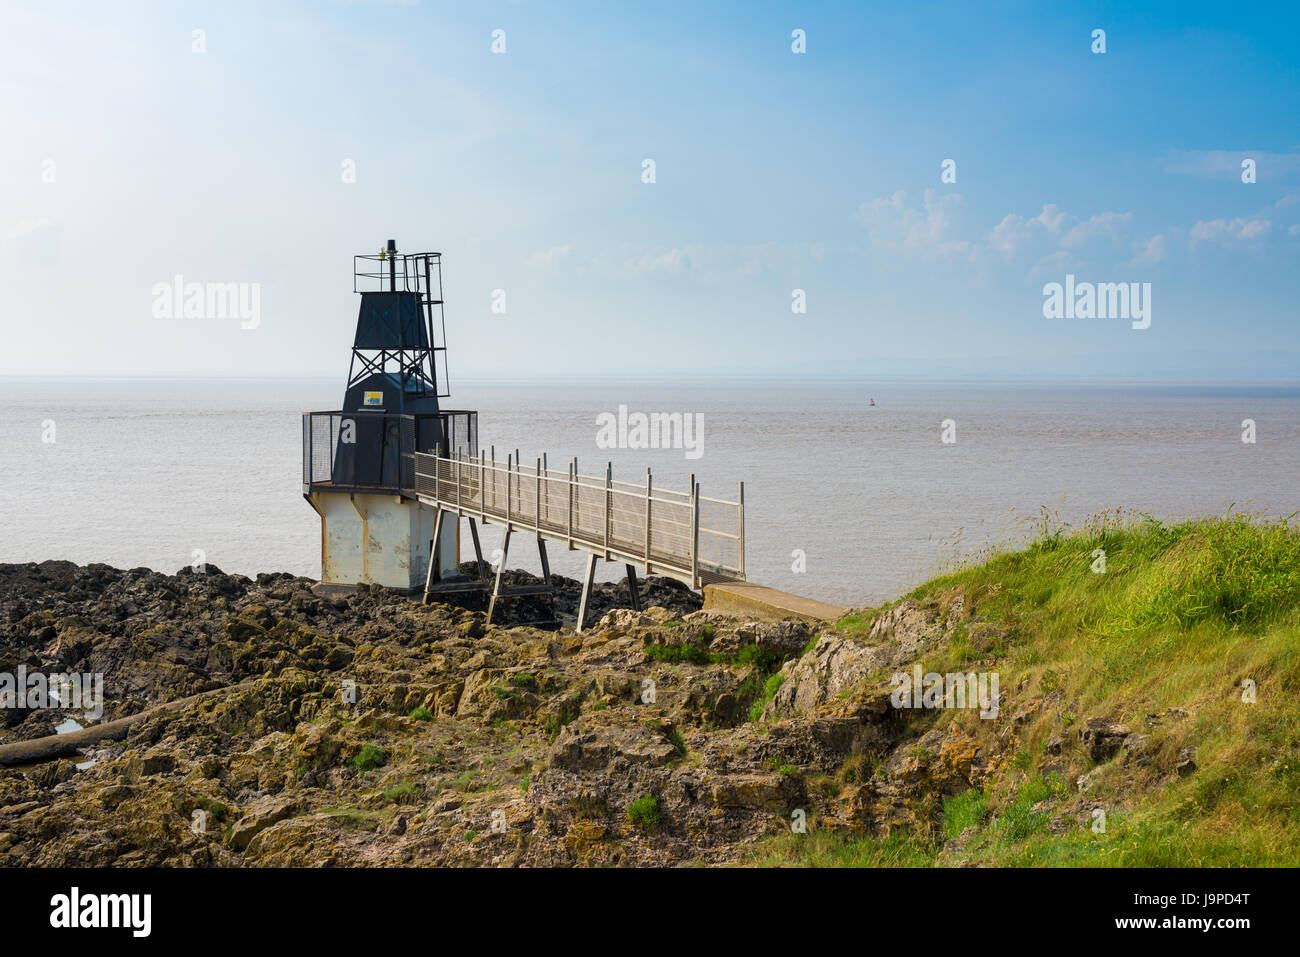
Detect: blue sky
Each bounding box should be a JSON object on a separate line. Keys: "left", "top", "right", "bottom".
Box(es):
{"left": 1, "top": 0, "right": 1297, "bottom": 380}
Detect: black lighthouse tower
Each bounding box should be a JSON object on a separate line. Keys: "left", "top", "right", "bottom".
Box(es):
{"left": 303, "top": 240, "right": 477, "bottom": 590}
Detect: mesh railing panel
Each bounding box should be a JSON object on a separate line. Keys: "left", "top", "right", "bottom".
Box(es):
{"left": 305, "top": 410, "right": 478, "bottom": 493}
{"left": 439, "top": 411, "right": 477, "bottom": 459}
{"left": 697, "top": 497, "right": 742, "bottom": 576}
{"left": 305, "top": 413, "right": 343, "bottom": 485}
{"left": 413, "top": 453, "right": 743, "bottom": 583}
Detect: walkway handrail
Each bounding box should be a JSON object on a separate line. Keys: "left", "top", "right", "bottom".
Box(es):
{"left": 413, "top": 451, "right": 744, "bottom": 587}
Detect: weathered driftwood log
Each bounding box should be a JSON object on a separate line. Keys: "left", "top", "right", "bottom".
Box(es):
{"left": 0, "top": 682, "right": 253, "bottom": 767}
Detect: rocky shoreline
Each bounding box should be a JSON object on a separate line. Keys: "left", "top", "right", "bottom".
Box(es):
{"left": 0, "top": 559, "right": 1131, "bottom": 866}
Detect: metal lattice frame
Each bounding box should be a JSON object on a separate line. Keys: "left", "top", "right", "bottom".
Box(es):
{"left": 349, "top": 249, "right": 450, "bottom": 399}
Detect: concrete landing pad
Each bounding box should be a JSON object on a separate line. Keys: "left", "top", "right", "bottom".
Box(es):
{"left": 702, "top": 582, "right": 846, "bottom": 622}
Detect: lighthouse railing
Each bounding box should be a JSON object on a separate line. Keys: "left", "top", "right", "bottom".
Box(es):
{"left": 303, "top": 409, "right": 478, "bottom": 494}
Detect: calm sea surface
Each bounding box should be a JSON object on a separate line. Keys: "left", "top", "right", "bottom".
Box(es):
{"left": 2, "top": 376, "right": 1297, "bottom": 607}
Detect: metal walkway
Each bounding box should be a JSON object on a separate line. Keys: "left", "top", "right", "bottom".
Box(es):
{"left": 413, "top": 452, "right": 744, "bottom": 629}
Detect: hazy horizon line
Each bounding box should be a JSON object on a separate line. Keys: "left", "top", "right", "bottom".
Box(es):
{"left": 4, "top": 371, "right": 1299, "bottom": 388}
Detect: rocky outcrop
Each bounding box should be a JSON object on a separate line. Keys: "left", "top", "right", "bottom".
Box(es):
{"left": 0, "top": 562, "right": 1201, "bottom": 867}
{"left": 1079, "top": 717, "right": 1131, "bottom": 763}
{"left": 229, "top": 795, "right": 302, "bottom": 850}
{"left": 765, "top": 600, "right": 948, "bottom": 718}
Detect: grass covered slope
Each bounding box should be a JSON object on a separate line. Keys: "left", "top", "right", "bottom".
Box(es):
{"left": 756, "top": 514, "right": 1300, "bottom": 867}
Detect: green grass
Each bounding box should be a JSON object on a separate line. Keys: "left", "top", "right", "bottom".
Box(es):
{"left": 626, "top": 794, "right": 661, "bottom": 830}
{"left": 942, "top": 788, "right": 988, "bottom": 840}
{"left": 644, "top": 642, "right": 714, "bottom": 665}
{"left": 835, "top": 613, "right": 874, "bottom": 636}
{"left": 995, "top": 776, "right": 1055, "bottom": 842}
{"left": 733, "top": 645, "right": 782, "bottom": 670}
{"left": 407, "top": 706, "right": 433, "bottom": 721}
{"left": 747, "top": 672, "right": 787, "bottom": 722}
{"left": 350, "top": 744, "right": 387, "bottom": 772}
{"left": 447, "top": 769, "right": 478, "bottom": 792}
{"left": 751, "top": 514, "right": 1300, "bottom": 867}
{"left": 644, "top": 638, "right": 791, "bottom": 727}
{"left": 751, "top": 828, "right": 937, "bottom": 867}
{"left": 383, "top": 782, "right": 421, "bottom": 803}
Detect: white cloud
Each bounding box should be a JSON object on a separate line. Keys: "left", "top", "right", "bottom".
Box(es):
{"left": 1061, "top": 211, "right": 1133, "bottom": 248}
{"left": 1026, "top": 249, "right": 1072, "bottom": 282}
{"left": 855, "top": 193, "right": 1149, "bottom": 272}
{"left": 858, "top": 176, "right": 1300, "bottom": 273}
{"left": 985, "top": 204, "right": 1065, "bottom": 258}
{"left": 525, "top": 244, "right": 572, "bottom": 272}
{"left": 1127, "top": 233, "right": 1168, "bottom": 266}
{"left": 855, "top": 189, "right": 971, "bottom": 258}
{"left": 1190, "top": 217, "right": 1272, "bottom": 243}
{"left": 616, "top": 246, "right": 692, "bottom": 279}
{"left": 613, "top": 242, "right": 784, "bottom": 282}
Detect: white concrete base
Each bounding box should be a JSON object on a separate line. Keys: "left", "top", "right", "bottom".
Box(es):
{"left": 307, "top": 491, "right": 458, "bottom": 591}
